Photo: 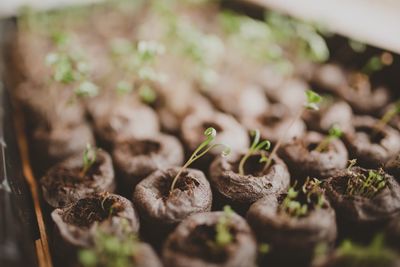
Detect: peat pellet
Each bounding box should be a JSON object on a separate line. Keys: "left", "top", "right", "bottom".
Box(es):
{"left": 31, "top": 122, "right": 95, "bottom": 173}
{"left": 324, "top": 167, "right": 400, "bottom": 240}
{"left": 133, "top": 167, "right": 212, "bottom": 244}
{"left": 162, "top": 211, "right": 257, "bottom": 267}
{"left": 343, "top": 116, "right": 400, "bottom": 168}
{"left": 247, "top": 190, "right": 337, "bottom": 266}
{"left": 40, "top": 149, "right": 115, "bottom": 208}
{"left": 51, "top": 192, "right": 139, "bottom": 267}
{"left": 112, "top": 133, "right": 184, "bottom": 196}
{"left": 241, "top": 103, "right": 306, "bottom": 144}
{"left": 209, "top": 151, "right": 290, "bottom": 213}
{"left": 279, "top": 131, "right": 348, "bottom": 180}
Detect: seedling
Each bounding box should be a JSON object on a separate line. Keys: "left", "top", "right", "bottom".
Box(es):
{"left": 45, "top": 48, "right": 98, "bottom": 98}
{"left": 215, "top": 205, "right": 234, "bottom": 247}
{"left": 265, "top": 90, "right": 322, "bottom": 171}
{"left": 80, "top": 144, "right": 97, "bottom": 177}
{"left": 110, "top": 39, "right": 165, "bottom": 104}
{"left": 79, "top": 221, "right": 138, "bottom": 267}
{"left": 170, "top": 127, "right": 230, "bottom": 192}
{"left": 346, "top": 169, "right": 387, "bottom": 198}
{"left": 373, "top": 100, "right": 400, "bottom": 135}
{"left": 347, "top": 159, "right": 357, "bottom": 171}
{"left": 314, "top": 124, "right": 343, "bottom": 153}
{"left": 281, "top": 185, "right": 308, "bottom": 217}
{"left": 362, "top": 52, "right": 393, "bottom": 75}
{"left": 337, "top": 234, "right": 397, "bottom": 266}
{"left": 280, "top": 178, "right": 326, "bottom": 218}
{"left": 238, "top": 129, "right": 271, "bottom": 175}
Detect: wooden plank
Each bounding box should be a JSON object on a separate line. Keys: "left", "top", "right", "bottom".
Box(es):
{"left": 245, "top": 0, "right": 400, "bottom": 54}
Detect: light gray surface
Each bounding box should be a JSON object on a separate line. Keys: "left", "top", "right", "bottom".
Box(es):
{"left": 0, "top": 0, "right": 104, "bottom": 18}
{"left": 248, "top": 0, "right": 400, "bottom": 54}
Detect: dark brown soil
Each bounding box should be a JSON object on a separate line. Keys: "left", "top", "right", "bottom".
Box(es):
{"left": 209, "top": 151, "right": 290, "bottom": 212}
{"left": 324, "top": 167, "right": 400, "bottom": 237}
{"left": 344, "top": 116, "right": 400, "bottom": 168}
{"left": 162, "top": 211, "right": 257, "bottom": 267}
{"left": 279, "top": 131, "right": 348, "bottom": 179}
{"left": 112, "top": 134, "right": 184, "bottom": 196}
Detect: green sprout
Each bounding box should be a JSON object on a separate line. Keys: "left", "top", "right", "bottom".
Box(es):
{"left": 362, "top": 52, "right": 393, "bottom": 75}
{"left": 265, "top": 90, "right": 322, "bottom": 171}
{"left": 346, "top": 169, "right": 387, "bottom": 198}
{"left": 280, "top": 178, "right": 326, "bottom": 218}
{"left": 373, "top": 100, "right": 400, "bottom": 135}
{"left": 80, "top": 144, "right": 97, "bottom": 177}
{"left": 215, "top": 205, "right": 234, "bottom": 247}
{"left": 238, "top": 129, "right": 271, "bottom": 176}
{"left": 110, "top": 39, "right": 165, "bottom": 104}
{"left": 259, "top": 243, "right": 270, "bottom": 255}
{"left": 170, "top": 127, "right": 230, "bottom": 192}
{"left": 347, "top": 159, "right": 358, "bottom": 171}
{"left": 336, "top": 234, "right": 398, "bottom": 267}
{"left": 79, "top": 221, "right": 138, "bottom": 267}
{"left": 281, "top": 186, "right": 308, "bottom": 217}
{"left": 45, "top": 48, "right": 98, "bottom": 98}
{"left": 314, "top": 124, "right": 343, "bottom": 153}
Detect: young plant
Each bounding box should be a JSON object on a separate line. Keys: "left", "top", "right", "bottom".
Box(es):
{"left": 265, "top": 90, "right": 322, "bottom": 170}
{"left": 346, "top": 169, "right": 387, "bottom": 198}
{"left": 80, "top": 144, "right": 97, "bottom": 177}
{"left": 314, "top": 124, "right": 343, "bottom": 153}
{"left": 110, "top": 38, "right": 165, "bottom": 104}
{"left": 337, "top": 234, "right": 398, "bottom": 266}
{"left": 373, "top": 100, "right": 400, "bottom": 134}
{"left": 238, "top": 129, "right": 271, "bottom": 176}
{"left": 79, "top": 220, "right": 138, "bottom": 267}
{"left": 170, "top": 127, "right": 230, "bottom": 192}
{"left": 347, "top": 159, "right": 358, "bottom": 172}
{"left": 280, "top": 178, "right": 326, "bottom": 218}
{"left": 45, "top": 35, "right": 99, "bottom": 99}
{"left": 215, "top": 205, "right": 234, "bottom": 247}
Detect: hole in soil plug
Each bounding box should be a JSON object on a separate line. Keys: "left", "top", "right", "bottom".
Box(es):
{"left": 182, "top": 224, "right": 235, "bottom": 263}
{"left": 356, "top": 126, "right": 385, "bottom": 144}
{"left": 202, "top": 122, "right": 222, "bottom": 133}
{"left": 62, "top": 197, "right": 123, "bottom": 227}
{"left": 259, "top": 114, "right": 281, "bottom": 127}
{"left": 235, "top": 154, "right": 270, "bottom": 176}
{"left": 128, "top": 140, "right": 161, "bottom": 156}
{"left": 161, "top": 171, "right": 199, "bottom": 198}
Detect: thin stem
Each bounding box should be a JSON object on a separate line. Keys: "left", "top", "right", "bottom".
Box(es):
{"left": 238, "top": 153, "right": 250, "bottom": 176}
{"left": 265, "top": 109, "right": 304, "bottom": 171}
{"left": 314, "top": 136, "right": 332, "bottom": 153}
{"left": 169, "top": 128, "right": 230, "bottom": 193}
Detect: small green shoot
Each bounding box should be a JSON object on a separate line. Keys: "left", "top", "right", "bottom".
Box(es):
{"left": 79, "top": 221, "right": 138, "bottom": 267}
{"left": 362, "top": 52, "right": 393, "bottom": 75}
{"left": 337, "top": 234, "right": 398, "bottom": 267}
{"left": 347, "top": 159, "right": 357, "bottom": 171}
{"left": 138, "top": 84, "right": 157, "bottom": 104}
{"left": 80, "top": 144, "right": 97, "bottom": 177}
{"left": 314, "top": 124, "right": 343, "bottom": 153}
{"left": 238, "top": 129, "right": 271, "bottom": 176}
{"left": 373, "top": 100, "right": 400, "bottom": 135}
{"left": 265, "top": 90, "right": 322, "bottom": 171}
{"left": 215, "top": 205, "right": 234, "bottom": 247}
{"left": 110, "top": 39, "right": 164, "bottom": 103}
{"left": 346, "top": 169, "right": 387, "bottom": 198}
{"left": 170, "top": 127, "right": 230, "bottom": 192}
{"left": 259, "top": 243, "right": 270, "bottom": 255}
{"left": 280, "top": 178, "right": 326, "bottom": 218}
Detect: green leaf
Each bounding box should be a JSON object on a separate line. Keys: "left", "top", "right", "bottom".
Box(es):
{"left": 75, "top": 81, "right": 99, "bottom": 98}
{"left": 305, "top": 90, "right": 322, "bottom": 110}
